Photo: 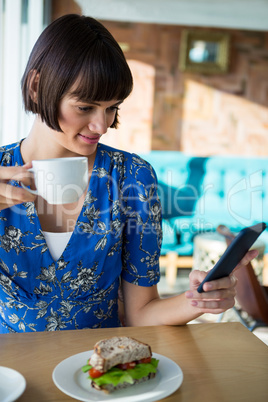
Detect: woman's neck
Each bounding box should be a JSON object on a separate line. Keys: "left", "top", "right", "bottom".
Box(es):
{"left": 20, "top": 117, "right": 97, "bottom": 172}
{"left": 21, "top": 117, "right": 75, "bottom": 162}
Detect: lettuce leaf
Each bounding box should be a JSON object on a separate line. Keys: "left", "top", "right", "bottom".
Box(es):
{"left": 92, "top": 367, "right": 134, "bottom": 387}
{"left": 81, "top": 364, "right": 92, "bottom": 373}
{"left": 82, "top": 358, "right": 159, "bottom": 387}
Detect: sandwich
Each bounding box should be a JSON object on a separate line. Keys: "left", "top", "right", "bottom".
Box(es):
{"left": 81, "top": 336, "right": 159, "bottom": 393}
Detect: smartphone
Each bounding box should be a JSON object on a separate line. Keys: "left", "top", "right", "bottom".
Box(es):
{"left": 197, "top": 222, "right": 267, "bottom": 293}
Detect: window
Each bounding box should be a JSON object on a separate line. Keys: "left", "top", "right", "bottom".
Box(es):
{"left": 0, "top": 0, "right": 50, "bottom": 145}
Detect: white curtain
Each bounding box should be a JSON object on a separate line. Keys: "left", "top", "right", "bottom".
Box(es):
{"left": 0, "top": 0, "right": 49, "bottom": 146}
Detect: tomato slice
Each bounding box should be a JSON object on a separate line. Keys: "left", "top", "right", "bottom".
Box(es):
{"left": 89, "top": 357, "right": 152, "bottom": 377}
{"left": 137, "top": 357, "right": 152, "bottom": 364}
{"left": 116, "top": 361, "right": 136, "bottom": 370}
{"left": 89, "top": 367, "right": 103, "bottom": 378}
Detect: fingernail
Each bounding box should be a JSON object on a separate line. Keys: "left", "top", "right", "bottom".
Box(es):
{"left": 185, "top": 291, "right": 193, "bottom": 298}
{"left": 191, "top": 300, "right": 198, "bottom": 306}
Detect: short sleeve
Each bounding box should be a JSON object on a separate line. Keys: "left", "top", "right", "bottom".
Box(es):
{"left": 120, "top": 155, "right": 162, "bottom": 286}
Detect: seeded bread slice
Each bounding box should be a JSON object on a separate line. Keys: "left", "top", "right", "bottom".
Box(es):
{"left": 89, "top": 336, "right": 152, "bottom": 372}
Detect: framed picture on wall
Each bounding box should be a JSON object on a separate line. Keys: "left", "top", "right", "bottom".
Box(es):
{"left": 179, "top": 30, "right": 230, "bottom": 74}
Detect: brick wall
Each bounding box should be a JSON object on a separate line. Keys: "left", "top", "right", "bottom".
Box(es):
{"left": 51, "top": 3, "right": 268, "bottom": 156}
{"left": 102, "top": 21, "right": 268, "bottom": 156}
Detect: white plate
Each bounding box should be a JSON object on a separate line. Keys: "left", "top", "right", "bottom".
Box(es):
{"left": 0, "top": 366, "right": 26, "bottom": 402}
{"left": 52, "top": 351, "right": 183, "bottom": 402}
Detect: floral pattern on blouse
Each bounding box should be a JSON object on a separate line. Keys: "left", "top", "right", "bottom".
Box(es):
{"left": 0, "top": 141, "right": 162, "bottom": 333}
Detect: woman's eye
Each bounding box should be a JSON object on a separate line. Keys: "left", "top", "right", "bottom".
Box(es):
{"left": 109, "top": 106, "right": 120, "bottom": 112}
{"left": 77, "top": 105, "right": 120, "bottom": 113}
{"left": 78, "top": 106, "right": 92, "bottom": 112}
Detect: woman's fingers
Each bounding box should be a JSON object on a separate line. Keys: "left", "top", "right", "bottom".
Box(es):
{"left": 202, "top": 273, "right": 237, "bottom": 292}
{"left": 0, "top": 165, "right": 34, "bottom": 188}
{"left": 187, "top": 269, "right": 237, "bottom": 314}
{"left": 186, "top": 238, "right": 260, "bottom": 315}
{"left": 0, "top": 165, "right": 36, "bottom": 209}
{"left": 186, "top": 280, "right": 236, "bottom": 301}
{"left": 0, "top": 182, "right": 34, "bottom": 203}
{"left": 188, "top": 269, "right": 207, "bottom": 289}
{"left": 0, "top": 165, "right": 31, "bottom": 181}
{"left": 185, "top": 286, "right": 236, "bottom": 314}
{"left": 189, "top": 297, "right": 236, "bottom": 314}
{"left": 188, "top": 269, "right": 236, "bottom": 292}
{"left": 234, "top": 249, "right": 259, "bottom": 270}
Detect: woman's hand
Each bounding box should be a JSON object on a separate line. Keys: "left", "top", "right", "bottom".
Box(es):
{"left": 0, "top": 163, "right": 36, "bottom": 210}
{"left": 185, "top": 249, "right": 258, "bottom": 314}
{"left": 121, "top": 249, "right": 259, "bottom": 326}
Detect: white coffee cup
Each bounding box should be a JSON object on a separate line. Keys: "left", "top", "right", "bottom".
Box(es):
{"left": 21, "top": 157, "right": 89, "bottom": 204}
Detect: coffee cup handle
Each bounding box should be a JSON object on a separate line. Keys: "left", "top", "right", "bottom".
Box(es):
{"left": 20, "top": 168, "right": 39, "bottom": 195}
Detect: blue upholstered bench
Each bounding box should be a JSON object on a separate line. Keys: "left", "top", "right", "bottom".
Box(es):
{"left": 140, "top": 151, "right": 268, "bottom": 284}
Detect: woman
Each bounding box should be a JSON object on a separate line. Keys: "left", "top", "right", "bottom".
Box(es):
{"left": 0, "top": 14, "right": 256, "bottom": 333}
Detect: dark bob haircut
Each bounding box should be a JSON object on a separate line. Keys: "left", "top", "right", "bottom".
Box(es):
{"left": 21, "top": 14, "right": 133, "bottom": 131}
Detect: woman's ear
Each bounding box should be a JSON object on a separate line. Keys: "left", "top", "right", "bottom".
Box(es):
{"left": 28, "top": 70, "right": 40, "bottom": 103}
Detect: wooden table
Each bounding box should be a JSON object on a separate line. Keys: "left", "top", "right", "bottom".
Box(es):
{"left": 1, "top": 322, "right": 268, "bottom": 401}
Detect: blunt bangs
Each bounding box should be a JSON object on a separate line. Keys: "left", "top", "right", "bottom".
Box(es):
{"left": 21, "top": 14, "right": 133, "bottom": 131}
{"left": 70, "top": 42, "right": 133, "bottom": 103}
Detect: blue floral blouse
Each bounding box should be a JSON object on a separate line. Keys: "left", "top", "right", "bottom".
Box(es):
{"left": 0, "top": 141, "right": 162, "bottom": 333}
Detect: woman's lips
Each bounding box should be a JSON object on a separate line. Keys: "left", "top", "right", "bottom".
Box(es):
{"left": 78, "top": 133, "right": 100, "bottom": 144}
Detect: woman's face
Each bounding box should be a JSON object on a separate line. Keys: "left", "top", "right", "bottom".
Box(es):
{"left": 55, "top": 94, "right": 122, "bottom": 157}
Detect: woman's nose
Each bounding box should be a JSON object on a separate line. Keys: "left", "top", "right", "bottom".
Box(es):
{"left": 88, "top": 111, "right": 108, "bottom": 135}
